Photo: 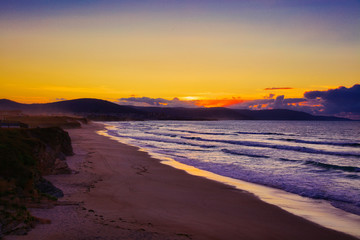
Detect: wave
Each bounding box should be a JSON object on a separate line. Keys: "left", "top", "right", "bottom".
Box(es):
{"left": 145, "top": 131, "right": 178, "bottom": 138}
{"left": 345, "top": 174, "right": 360, "bottom": 179}
{"left": 181, "top": 136, "right": 360, "bottom": 158}
{"left": 169, "top": 129, "right": 236, "bottom": 136}
{"left": 278, "top": 158, "right": 302, "bottom": 162}
{"left": 107, "top": 132, "right": 217, "bottom": 149}
{"left": 236, "top": 131, "right": 289, "bottom": 136}
{"left": 304, "top": 160, "right": 360, "bottom": 173}
{"left": 221, "top": 152, "right": 360, "bottom": 174}
{"left": 170, "top": 156, "right": 360, "bottom": 216}
{"left": 221, "top": 149, "right": 269, "bottom": 158}
{"left": 277, "top": 138, "right": 360, "bottom": 147}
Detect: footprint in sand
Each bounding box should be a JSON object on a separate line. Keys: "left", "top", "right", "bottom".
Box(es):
{"left": 132, "top": 164, "right": 149, "bottom": 175}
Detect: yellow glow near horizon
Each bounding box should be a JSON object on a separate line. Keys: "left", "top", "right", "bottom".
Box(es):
{"left": 0, "top": 7, "right": 359, "bottom": 104}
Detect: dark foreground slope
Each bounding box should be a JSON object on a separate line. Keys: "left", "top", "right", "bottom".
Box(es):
{"left": 0, "top": 98, "right": 348, "bottom": 121}
{"left": 0, "top": 127, "right": 73, "bottom": 236}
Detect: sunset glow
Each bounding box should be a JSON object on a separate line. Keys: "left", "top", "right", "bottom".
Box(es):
{"left": 0, "top": 0, "right": 359, "bottom": 116}
{"left": 195, "top": 98, "right": 245, "bottom": 108}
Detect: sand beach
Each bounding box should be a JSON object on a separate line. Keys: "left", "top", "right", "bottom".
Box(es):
{"left": 6, "top": 123, "right": 357, "bottom": 240}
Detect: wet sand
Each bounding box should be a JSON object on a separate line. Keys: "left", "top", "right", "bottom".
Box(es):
{"left": 6, "top": 123, "right": 357, "bottom": 240}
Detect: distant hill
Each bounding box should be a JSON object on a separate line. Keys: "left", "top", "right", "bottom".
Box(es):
{"left": 0, "top": 98, "right": 349, "bottom": 121}
{"left": 1, "top": 98, "right": 140, "bottom": 114}
{"left": 135, "top": 106, "right": 348, "bottom": 121}
{"left": 0, "top": 99, "right": 23, "bottom": 109}
{"left": 0, "top": 98, "right": 143, "bottom": 120}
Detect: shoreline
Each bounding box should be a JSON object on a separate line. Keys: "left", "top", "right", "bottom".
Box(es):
{"left": 6, "top": 123, "right": 358, "bottom": 240}
{"left": 99, "top": 123, "right": 360, "bottom": 238}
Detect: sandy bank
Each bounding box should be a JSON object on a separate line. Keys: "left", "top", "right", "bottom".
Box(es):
{"left": 6, "top": 123, "right": 357, "bottom": 240}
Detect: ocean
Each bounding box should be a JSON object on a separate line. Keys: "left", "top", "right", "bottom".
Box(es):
{"left": 102, "top": 120, "right": 360, "bottom": 217}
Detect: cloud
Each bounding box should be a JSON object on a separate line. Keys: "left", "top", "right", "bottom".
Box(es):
{"left": 55, "top": 98, "right": 67, "bottom": 101}
{"left": 274, "top": 95, "right": 284, "bottom": 108}
{"left": 116, "top": 84, "right": 360, "bottom": 119}
{"left": 264, "top": 93, "right": 275, "bottom": 99}
{"left": 230, "top": 84, "right": 360, "bottom": 119}
{"left": 117, "top": 97, "right": 198, "bottom": 108}
{"left": 264, "top": 87, "right": 293, "bottom": 90}
{"left": 230, "top": 99, "right": 274, "bottom": 109}
{"left": 230, "top": 96, "right": 307, "bottom": 110}
{"left": 304, "top": 84, "right": 360, "bottom": 115}
{"left": 117, "top": 97, "right": 244, "bottom": 108}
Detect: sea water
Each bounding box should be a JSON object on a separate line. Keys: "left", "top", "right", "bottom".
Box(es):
{"left": 101, "top": 120, "right": 360, "bottom": 235}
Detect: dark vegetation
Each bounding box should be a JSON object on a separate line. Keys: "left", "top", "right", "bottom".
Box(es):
{"left": 0, "top": 98, "right": 349, "bottom": 121}
{"left": 0, "top": 127, "right": 74, "bottom": 237}
{"left": 2, "top": 115, "right": 88, "bottom": 129}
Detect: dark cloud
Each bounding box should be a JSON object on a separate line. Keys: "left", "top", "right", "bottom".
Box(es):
{"left": 273, "top": 95, "right": 285, "bottom": 108}
{"left": 283, "top": 98, "right": 306, "bottom": 104}
{"left": 116, "top": 84, "right": 360, "bottom": 119}
{"left": 117, "top": 97, "right": 198, "bottom": 108}
{"left": 231, "top": 84, "right": 360, "bottom": 119}
{"left": 304, "top": 84, "right": 360, "bottom": 115}
{"left": 264, "top": 87, "right": 293, "bottom": 90}
{"left": 264, "top": 93, "right": 275, "bottom": 99}
{"left": 55, "top": 98, "right": 67, "bottom": 101}
{"left": 230, "top": 96, "right": 306, "bottom": 110}
{"left": 229, "top": 99, "right": 274, "bottom": 109}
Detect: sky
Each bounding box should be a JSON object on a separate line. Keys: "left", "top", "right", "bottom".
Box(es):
{"left": 0, "top": 0, "right": 359, "bottom": 118}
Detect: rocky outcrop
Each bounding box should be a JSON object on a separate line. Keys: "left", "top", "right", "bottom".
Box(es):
{"left": 29, "top": 127, "right": 73, "bottom": 175}
{"left": 35, "top": 178, "right": 64, "bottom": 198}
{"left": 0, "top": 127, "right": 73, "bottom": 237}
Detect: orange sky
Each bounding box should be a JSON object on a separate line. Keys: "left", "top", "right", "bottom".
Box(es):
{"left": 0, "top": 1, "right": 359, "bottom": 106}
